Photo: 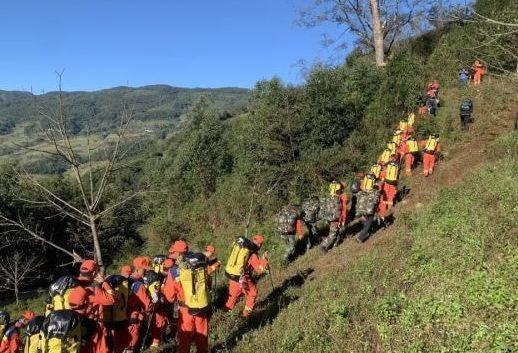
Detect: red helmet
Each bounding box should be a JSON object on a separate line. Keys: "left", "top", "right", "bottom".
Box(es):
{"left": 252, "top": 234, "right": 265, "bottom": 246}
{"left": 169, "top": 240, "right": 188, "bottom": 254}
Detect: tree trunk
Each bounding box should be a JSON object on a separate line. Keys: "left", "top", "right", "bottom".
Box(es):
{"left": 15, "top": 286, "right": 19, "bottom": 304}
{"left": 370, "top": 0, "right": 385, "bottom": 67}
{"left": 89, "top": 216, "right": 104, "bottom": 274}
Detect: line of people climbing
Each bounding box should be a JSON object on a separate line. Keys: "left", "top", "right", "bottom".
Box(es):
{"left": 275, "top": 108, "right": 443, "bottom": 263}
{"left": 1, "top": 69, "right": 484, "bottom": 353}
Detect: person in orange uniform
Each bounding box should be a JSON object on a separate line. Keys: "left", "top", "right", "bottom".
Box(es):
{"left": 125, "top": 257, "right": 152, "bottom": 352}
{"left": 0, "top": 311, "right": 34, "bottom": 353}
{"left": 401, "top": 136, "right": 419, "bottom": 176}
{"left": 472, "top": 60, "right": 485, "bottom": 86}
{"left": 68, "top": 260, "right": 116, "bottom": 353}
{"left": 162, "top": 241, "right": 211, "bottom": 353}
{"left": 378, "top": 156, "right": 399, "bottom": 220}
{"left": 420, "top": 134, "right": 441, "bottom": 176}
{"left": 224, "top": 235, "right": 269, "bottom": 317}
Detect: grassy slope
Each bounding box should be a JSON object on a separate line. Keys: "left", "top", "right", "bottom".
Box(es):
{"left": 207, "top": 80, "right": 518, "bottom": 353}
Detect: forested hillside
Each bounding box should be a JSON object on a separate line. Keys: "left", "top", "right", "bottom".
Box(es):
{"left": 1, "top": 0, "right": 516, "bottom": 351}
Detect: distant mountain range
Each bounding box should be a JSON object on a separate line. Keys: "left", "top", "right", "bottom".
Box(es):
{"left": 0, "top": 85, "right": 250, "bottom": 134}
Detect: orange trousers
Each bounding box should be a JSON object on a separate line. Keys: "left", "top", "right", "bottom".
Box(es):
{"left": 225, "top": 278, "right": 258, "bottom": 316}
{"left": 405, "top": 153, "right": 415, "bottom": 176}
{"left": 177, "top": 307, "right": 208, "bottom": 353}
{"left": 423, "top": 152, "right": 436, "bottom": 176}
{"left": 150, "top": 308, "right": 168, "bottom": 346}
{"left": 126, "top": 322, "right": 142, "bottom": 350}
{"left": 383, "top": 183, "right": 397, "bottom": 207}
{"left": 107, "top": 324, "right": 131, "bottom": 353}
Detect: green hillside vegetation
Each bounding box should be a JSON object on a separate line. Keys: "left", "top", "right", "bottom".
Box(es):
{"left": 1, "top": 0, "right": 517, "bottom": 351}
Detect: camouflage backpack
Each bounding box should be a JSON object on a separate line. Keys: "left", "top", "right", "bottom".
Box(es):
{"left": 356, "top": 190, "right": 380, "bottom": 217}
{"left": 319, "top": 196, "right": 342, "bottom": 222}
{"left": 274, "top": 205, "right": 300, "bottom": 235}
{"left": 301, "top": 199, "right": 320, "bottom": 224}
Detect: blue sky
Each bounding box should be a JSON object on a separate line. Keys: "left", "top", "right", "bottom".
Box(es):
{"left": 0, "top": 0, "right": 346, "bottom": 92}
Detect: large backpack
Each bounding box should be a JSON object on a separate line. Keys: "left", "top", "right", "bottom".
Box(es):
{"left": 152, "top": 255, "right": 167, "bottom": 273}
{"left": 407, "top": 138, "right": 418, "bottom": 153}
{"left": 301, "top": 199, "right": 320, "bottom": 224}
{"left": 41, "top": 310, "right": 83, "bottom": 353}
{"left": 143, "top": 270, "right": 163, "bottom": 304}
{"left": 178, "top": 252, "right": 210, "bottom": 314}
{"left": 385, "top": 162, "right": 399, "bottom": 183}
{"left": 24, "top": 316, "right": 45, "bottom": 353}
{"left": 274, "top": 205, "right": 300, "bottom": 235}
{"left": 460, "top": 99, "right": 473, "bottom": 114}
{"left": 48, "top": 276, "right": 77, "bottom": 313}
{"left": 356, "top": 190, "right": 380, "bottom": 217}
{"left": 225, "top": 236, "right": 257, "bottom": 280}
{"left": 102, "top": 275, "right": 131, "bottom": 324}
{"left": 424, "top": 137, "right": 439, "bottom": 152}
{"left": 319, "top": 195, "right": 342, "bottom": 222}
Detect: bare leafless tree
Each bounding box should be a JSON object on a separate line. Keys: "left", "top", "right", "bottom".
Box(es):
{"left": 298, "top": 0, "right": 438, "bottom": 66}
{"left": 0, "top": 73, "right": 142, "bottom": 273}
{"left": 0, "top": 252, "right": 43, "bottom": 304}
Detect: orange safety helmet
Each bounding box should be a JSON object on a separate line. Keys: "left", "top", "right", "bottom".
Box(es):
{"left": 133, "top": 256, "right": 151, "bottom": 270}
{"left": 21, "top": 310, "right": 35, "bottom": 321}
{"left": 120, "top": 265, "right": 133, "bottom": 277}
{"left": 252, "top": 234, "right": 265, "bottom": 246}
{"left": 163, "top": 258, "right": 174, "bottom": 270}
{"left": 169, "top": 240, "right": 188, "bottom": 254}
{"left": 80, "top": 259, "right": 97, "bottom": 274}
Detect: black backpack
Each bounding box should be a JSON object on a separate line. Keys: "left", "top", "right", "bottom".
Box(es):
{"left": 460, "top": 99, "right": 473, "bottom": 113}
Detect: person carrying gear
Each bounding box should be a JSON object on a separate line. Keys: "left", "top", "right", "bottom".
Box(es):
{"left": 355, "top": 182, "right": 382, "bottom": 243}
{"left": 379, "top": 157, "right": 399, "bottom": 221}
{"left": 320, "top": 181, "right": 347, "bottom": 252}
{"left": 102, "top": 271, "right": 138, "bottom": 353}
{"left": 460, "top": 99, "right": 474, "bottom": 130}
{"left": 420, "top": 134, "right": 442, "bottom": 176}
{"left": 301, "top": 197, "right": 320, "bottom": 251}
{"left": 161, "top": 241, "right": 189, "bottom": 348}
{"left": 402, "top": 136, "right": 419, "bottom": 176}
{"left": 392, "top": 130, "right": 403, "bottom": 145}
{"left": 0, "top": 311, "right": 35, "bottom": 353}
{"left": 142, "top": 270, "right": 167, "bottom": 349}
{"left": 274, "top": 204, "right": 305, "bottom": 264}
{"left": 349, "top": 173, "right": 363, "bottom": 218}
{"left": 472, "top": 59, "right": 485, "bottom": 86}
{"left": 67, "top": 260, "right": 116, "bottom": 353}
{"left": 417, "top": 95, "right": 428, "bottom": 115}
{"left": 165, "top": 252, "right": 212, "bottom": 353}
{"left": 387, "top": 142, "right": 397, "bottom": 155}
{"left": 40, "top": 309, "right": 90, "bottom": 353}
{"left": 23, "top": 315, "right": 44, "bottom": 353}
{"left": 426, "top": 95, "right": 438, "bottom": 117}
{"left": 459, "top": 68, "right": 470, "bottom": 86}
{"left": 224, "top": 235, "right": 269, "bottom": 318}
{"left": 125, "top": 257, "right": 152, "bottom": 353}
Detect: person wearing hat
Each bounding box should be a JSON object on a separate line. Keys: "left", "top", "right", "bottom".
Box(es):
{"left": 162, "top": 240, "right": 189, "bottom": 304}
{"left": 124, "top": 257, "right": 152, "bottom": 353}
{"left": 68, "top": 261, "right": 116, "bottom": 353}
{"left": 0, "top": 311, "right": 35, "bottom": 353}
{"left": 224, "top": 234, "right": 269, "bottom": 317}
